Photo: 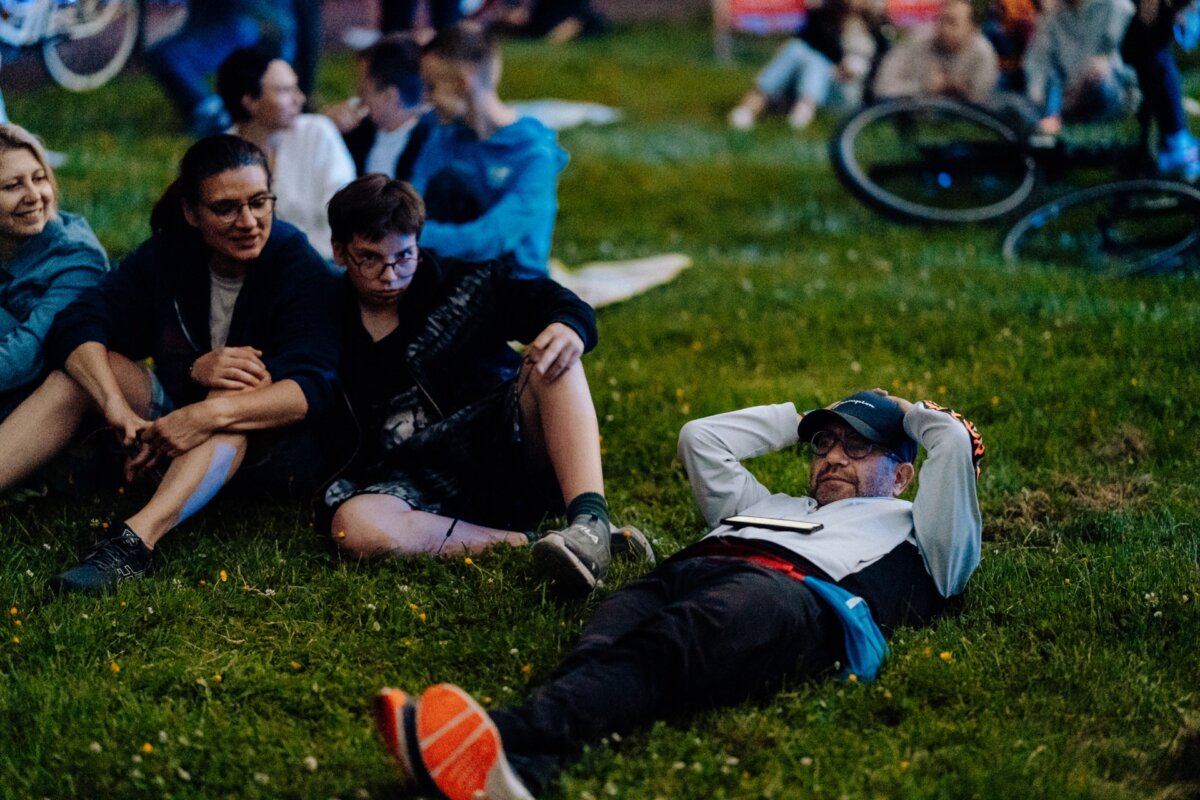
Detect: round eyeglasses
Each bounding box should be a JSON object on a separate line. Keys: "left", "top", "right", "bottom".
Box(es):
{"left": 204, "top": 193, "right": 276, "bottom": 225}
{"left": 809, "top": 430, "right": 895, "bottom": 461}
{"left": 345, "top": 247, "right": 419, "bottom": 280}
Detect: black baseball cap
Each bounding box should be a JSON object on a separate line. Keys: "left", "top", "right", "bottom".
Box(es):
{"left": 797, "top": 390, "right": 918, "bottom": 463}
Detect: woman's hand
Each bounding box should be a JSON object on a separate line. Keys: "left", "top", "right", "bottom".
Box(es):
{"left": 190, "top": 346, "right": 272, "bottom": 391}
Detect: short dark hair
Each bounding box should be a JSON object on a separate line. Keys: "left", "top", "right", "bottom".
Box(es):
{"left": 328, "top": 174, "right": 425, "bottom": 244}
{"left": 423, "top": 21, "right": 496, "bottom": 69}
{"left": 151, "top": 135, "right": 271, "bottom": 233}
{"left": 216, "top": 47, "right": 277, "bottom": 123}
{"left": 360, "top": 33, "right": 424, "bottom": 109}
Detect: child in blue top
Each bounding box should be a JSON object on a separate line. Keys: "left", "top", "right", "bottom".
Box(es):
{"left": 410, "top": 22, "right": 568, "bottom": 280}
{"left": 0, "top": 124, "right": 108, "bottom": 420}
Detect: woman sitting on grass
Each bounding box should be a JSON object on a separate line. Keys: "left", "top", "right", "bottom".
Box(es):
{"left": 217, "top": 47, "right": 356, "bottom": 261}
{"left": 728, "top": 0, "right": 888, "bottom": 131}
{"left": 0, "top": 123, "right": 107, "bottom": 421}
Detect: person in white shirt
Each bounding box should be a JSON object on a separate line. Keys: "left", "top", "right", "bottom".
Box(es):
{"left": 217, "top": 47, "right": 356, "bottom": 260}
{"left": 370, "top": 389, "right": 985, "bottom": 800}
{"left": 325, "top": 34, "right": 437, "bottom": 182}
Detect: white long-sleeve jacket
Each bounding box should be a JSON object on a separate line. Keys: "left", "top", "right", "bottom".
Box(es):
{"left": 677, "top": 401, "right": 982, "bottom": 598}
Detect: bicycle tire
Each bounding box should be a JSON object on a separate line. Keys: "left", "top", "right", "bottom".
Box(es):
{"left": 830, "top": 97, "right": 1039, "bottom": 224}
{"left": 1002, "top": 179, "right": 1200, "bottom": 276}
{"left": 42, "top": 0, "right": 140, "bottom": 92}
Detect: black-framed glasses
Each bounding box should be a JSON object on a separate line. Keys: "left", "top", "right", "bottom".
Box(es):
{"left": 345, "top": 247, "right": 419, "bottom": 279}
{"left": 810, "top": 430, "right": 895, "bottom": 461}
{"left": 204, "top": 193, "right": 276, "bottom": 225}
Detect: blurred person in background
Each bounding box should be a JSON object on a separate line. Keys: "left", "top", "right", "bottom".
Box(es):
{"left": 325, "top": 34, "right": 437, "bottom": 181}
{"left": 218, "top": 47, "right": 356, "bottom": 260}
{"left": 728, "top": 0, "right": 888, "bottom": 131}
{"left": 873, "top": 0, "right": 1000, "bottom": 103}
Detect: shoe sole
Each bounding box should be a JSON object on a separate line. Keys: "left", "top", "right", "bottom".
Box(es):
{"left": 373, "top": 688, "right": 421, "bottom": 788}
{"left": 531, "top": 533, "right": 599, "bottom": 595}
{"left": 417, "top": 683, "right": 532, "bottom": 800}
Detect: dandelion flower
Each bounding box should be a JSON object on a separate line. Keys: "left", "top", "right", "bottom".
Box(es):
{"left": 939, "top": 651, "right": 953, "bottom": 662}
{"left": 11, "top": 636, "right": 18, "bottom": 644}
{"left": 418, "top": 612, "right": 427, "bottom": 622}
{"left": 141, "top": 743, "right": 153, "bottom": 754}
{"left": 111, "top": 661, "right": 121, "bottom": 674}
{"left": 212, "top": 673, "right": 223, "bottom": 684}
{"left": 198, "top": 579, "right": 206, "bottom": 586}
{"left": 521, "top": 663, "right": 532, "bottom": 674}
{"left": 290, "top": 661, "right": 302, "bottom": 670}
{"left": 13, "top": 619, "right": 21, "bottom": 627}
{"left": 900, "top": 760, "right": 910, "bottom": 770}
{"left": 464, "top": 557, "right": 474, "bottom": 566}
{"left": 8, "top": 607, "right": 16, "bottom": 616}
{"left": 219, "top": 570, "right": 228, "bottom": 582}
{"left": 336, "top": 530, "right": 346, "bottom": 539}
{"left": 847, "top": 673, "right": 857, "bottom": 682}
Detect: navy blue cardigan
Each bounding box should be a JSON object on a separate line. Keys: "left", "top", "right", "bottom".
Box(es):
{"left": 47, "top": 219, "right": 340, "bottom": 421}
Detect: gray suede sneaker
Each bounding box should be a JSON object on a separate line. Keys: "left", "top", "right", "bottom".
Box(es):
{"left": 531, "top": 514, "right": 612, "bottom": 594}
{"left": 610, "top": 524, "right": 656, "bottom": 565}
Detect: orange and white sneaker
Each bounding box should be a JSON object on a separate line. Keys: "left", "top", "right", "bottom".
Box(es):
{"left": 415, "top": 683, "right": 533, "bottom": 800}
{"left": 373, "top": 688, "right": 422, "bottom": 789}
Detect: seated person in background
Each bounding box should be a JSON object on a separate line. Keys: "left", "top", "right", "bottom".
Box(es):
{"left": 1023, "top": 0, "right": 1137, "bottom": 134}
{"left": 410, "top": 23, "right": 568, "bottom": 280}
{"left": 1121, "top": 0, "right": 1199, "bottom": 180}
{"left": 727, "top": 0, "right": 888, "bottom": 131}
{"left": 325, "top": 34, "right": 437, "bottom": 181}
{"left": 324, "top": 175, "right": 651, "bottom": 593}
{"left": 373, "top": 390, "right": 985, "bottom": 800}
{"left": 0, "top": 123, "right": 108, "bottom": 421}
{"left": 485, "top": 0, "right": 611, "bottom": 43}
{"left": 0, "top": 135, "right": 340, "bottom": 594}
{"left": 982, "top": 0, "right": 1037, "bottom": 92}
{"left": 873, "top": 0, "right": 1000, "bottom": 104}
{"left": 145, "top": 0, "right": 299, "bottom": 137}
{"left": 217, "top": 47, "right": 356, "bottom": 260}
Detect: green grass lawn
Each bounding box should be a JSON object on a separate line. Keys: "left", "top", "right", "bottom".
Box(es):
{"left": 3, "top": 19, "right": 1200, "bottom": 800}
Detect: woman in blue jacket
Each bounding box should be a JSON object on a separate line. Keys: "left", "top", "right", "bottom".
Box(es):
{"left": 0, "top": 123, "right": 108, "bottom": 421}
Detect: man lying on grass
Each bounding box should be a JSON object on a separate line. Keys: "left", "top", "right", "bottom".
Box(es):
{"left": 0, "top": 135, "right": 340, "bottom": 595}
{"left": 373, "top": 389, "right": 985, "bottom": 800}
{"left": 323, "top": 174, "right": 651, "bottom": 592}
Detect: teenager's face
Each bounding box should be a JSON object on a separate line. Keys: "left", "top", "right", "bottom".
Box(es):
{"left": 245, "top": 59, "right": 305, "bottom": 131}
{"left": 421, "top": 54, "right": 471, "bottom": 123}
{"left": 183, "top": 165, "right": 273, "bottom": 266}
{"left": 335, "top": 232, "right": 420, "bottom": 308}
{"left": 0, "top": 148, "right": 54, "bottom": 242}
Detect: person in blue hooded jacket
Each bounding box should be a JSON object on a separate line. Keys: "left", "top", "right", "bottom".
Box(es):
{"left": 409, "top": 22, "right": 568, "bottom": 280}
{"left": 0, "top": 123, "right": 108, "bottom": 421}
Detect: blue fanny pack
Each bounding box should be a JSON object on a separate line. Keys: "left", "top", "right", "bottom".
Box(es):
{"left": 803, "top": 576, "right": 889, "bottom": 682}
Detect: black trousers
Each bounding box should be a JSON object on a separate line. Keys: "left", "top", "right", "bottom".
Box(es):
{"left": 491, "top": 556, "right": 843, "bottom": 794}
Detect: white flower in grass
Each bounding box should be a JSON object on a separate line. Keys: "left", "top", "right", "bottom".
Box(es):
{"left": 157, "top": 730, "right": 168, "bottom": 743}
{"left": 303, "top": 755, "right": 318, "bottom": 772}
{"left": 253, "top": 772, "right": 270, "bottom": 785}
{"left": 88, "top": 742, "right": 102, "bottom": 754}
{"left": 177, "top": 767, "right": 191, "bottom": 781}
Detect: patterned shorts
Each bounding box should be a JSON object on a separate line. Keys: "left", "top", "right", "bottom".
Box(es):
{"left": 323, "top": 378, "right": 562, "bottom": 531}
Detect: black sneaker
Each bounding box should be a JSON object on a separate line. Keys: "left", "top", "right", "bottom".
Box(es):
{"left": 49, "top": 527, "right": 154, "bottom": 595}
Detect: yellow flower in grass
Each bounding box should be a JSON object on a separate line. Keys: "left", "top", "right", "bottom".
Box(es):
{"left": 11, "top": 636, "right": 19, "bottom": 644}
{"left": 141, "top": 742, "right": 153, "bottom": 754}
{"left": 219, "top": 570, "right": 228, "bottom": 583}
{"left": 939, "top": 651, "right": 953, "bottom": 662}
{"left": 418, "top": 612, "right": 427, "bottom": 622}
{"left": 12, "top": 619, "right": 21, "bottom": 627}
{"left": 8, "top": 607, "right": 16, "bottom": 616}
{"left": 464, "top": 557, "right": 474, "bottom": 566}
{"left": 212, "top": 673, "right": 223, "bottom": 684}
{"left": 110, "top": 661, "right": 121, "bottom": 674}
{"left": 521, "top": 663, "right": 532, "bottom": 675}
{"left": 290, "top": 661, "right": 302, "bottom": 670}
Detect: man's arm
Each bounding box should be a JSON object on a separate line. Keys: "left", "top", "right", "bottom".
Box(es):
{"left": 904, "top": 402, "right": 984, "bottom": 598}
{"left": 677, "top": 402, "right": 800, "bottom": 529}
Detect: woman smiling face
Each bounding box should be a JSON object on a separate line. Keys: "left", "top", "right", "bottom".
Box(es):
{"left": 0, "top": 147, "right": 55, "bottom": 244}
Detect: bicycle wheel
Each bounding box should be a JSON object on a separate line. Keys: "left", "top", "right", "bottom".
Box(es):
{"left": 42, "top": 0, "right": 140, "bottom": 92}
{"left": 830, "top": 97, "right": 1039, "bottom": 224}
{"left": 1002, "top": 179, "right": 1200, "bottom": 276}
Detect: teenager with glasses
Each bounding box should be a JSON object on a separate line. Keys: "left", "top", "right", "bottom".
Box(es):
{"left": 321, "top": 174, "right": 652, "bottom": 593}
{"left": 0, "top": 135, "right": 340, "bottom": 594}
{"left": 371, "top": 389, "right": 986, "bottom": 800}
